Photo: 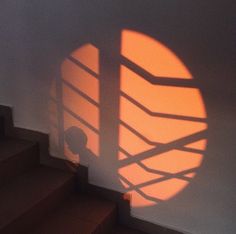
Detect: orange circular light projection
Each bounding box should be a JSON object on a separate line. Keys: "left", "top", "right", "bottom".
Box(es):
{"left": 49, "top": 29, "right": 207, "bottom": 208}
{"left": 118, "top": 30, "right": 207, "bottom": 207}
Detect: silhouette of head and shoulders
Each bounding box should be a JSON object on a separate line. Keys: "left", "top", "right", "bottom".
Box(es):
{"left": 65, "top": 126, "right": 96, "bottom": 166}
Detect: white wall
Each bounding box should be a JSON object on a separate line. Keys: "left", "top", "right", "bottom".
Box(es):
{"left": 0, "top": 1, "right": 235, "bottom": 233}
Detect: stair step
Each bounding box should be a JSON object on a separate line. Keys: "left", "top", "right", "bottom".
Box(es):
{"left": 0, "top": 116, "right": 4, "bottom": 139}
{"left": 0, "top": 165, "right": 75, "bottom": 234}
{"left": 30, "top": 193, "right": 117, "bottom": 234}
{"left": 0, "top": 137, "right": 39, "bottom": 186}
{"left": 113, "top": 225, "right": 147, "bottom": 234}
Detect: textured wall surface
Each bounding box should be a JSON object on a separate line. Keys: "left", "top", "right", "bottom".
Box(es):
{"left": 0, "top": 1, "right": 235, "bottom": 233}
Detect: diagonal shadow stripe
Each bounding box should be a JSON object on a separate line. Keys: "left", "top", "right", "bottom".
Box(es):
{"left": 176, "top": 146, "right": 204, "bottom": 154}
{"left": 119, "top": 147, "right": 194, "bottom": 181}
{"left": 121, "top": 91, "right": 206, "bottom": 123}
{"left": 125, "top": 174, "right": 188, "bottom": 192}
{"left": 120, "top": 55, "right": 197, "bottom": 88}
{"left": 120, "top": 147, "right": 172, "bottom": 177}
{"left": 49, "top": 95, "right": 57, "bottom": 103}
{"left": 68, "top": 56, "right": 99, "bottom": 79}
{"left": 119, "top": 130, "right": 207, "bottom": 168}
{"left": 124, "top": 167, "right": 197, "bottom": 192}
{"left": 63, "top": 105, "right": 99, "bottom": 134}
{"left": 62, "top": 79, "right": 99, "bottom": 107}
{"left": 119, "top": 174, "right": 163, "bottom": 203}
{"left": 120, "top": 120, "right": 163, "bottom": 146}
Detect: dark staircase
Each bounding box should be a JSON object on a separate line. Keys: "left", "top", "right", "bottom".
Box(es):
{"left": 0, "top": 106, "right": 146, "bottom": 234}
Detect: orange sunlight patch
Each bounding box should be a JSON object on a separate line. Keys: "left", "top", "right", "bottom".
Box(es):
{"left": 71, "top": 43, "right": 99, "bottom": 74}
{"left": 141, "top": 150, "right": 203, "bottom": 174}
{"left": 61, "top": 59, "right": 99, "bottom": 102}
{"left": 119, "top": 29, "right": 207, "bottom": 207}
{"left": 119, "top": 163, "right": 163, "bottom": 186}
{"left": 63, "top": 84, "right": 99, "bottom": 130}
{"left": 185, "top": 139, "right": 207, "bottom": 150}
{"left": 120, "top": 65, "right": 206, "bottom": 118}
{"left": 120, "top": 96, "right": 207, "bottom": 144}
{"left": 121, "top": 30, "right": 192, "bottom": 78}
{"left": 119, "top": 124, "right": 154, "bottom": 155}
{"left": 141, "top": 178, "right": 188, "bottom": 200}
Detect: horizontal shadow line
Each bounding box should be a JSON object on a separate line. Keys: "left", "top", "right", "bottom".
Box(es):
{"left": 120, "top": 55, "right": 197, "bottom": 88}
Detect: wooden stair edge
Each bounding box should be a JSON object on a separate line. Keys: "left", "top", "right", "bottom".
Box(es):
{"left": 0, "top": 105, "right": 14, "bottom": 138}
{"left": 26, "top": 191, "right": 117, "bottom": 234}
{"left": 0, "top": 139, "right": 40, "bottom": 187}
{"left": 0, "top": 104, "right": 183, "bottom": 234}
{"left": 0, "top": 165, "right": 75, "bottom": 234}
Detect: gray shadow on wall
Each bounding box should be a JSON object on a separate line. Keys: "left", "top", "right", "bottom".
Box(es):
{"left": 50, "top": 28, "right": 209, "bottom": 206}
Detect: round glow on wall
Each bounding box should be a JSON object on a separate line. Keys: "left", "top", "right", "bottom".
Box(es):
{"left": 49, "top": 29, "right": 208, "bottom": 209}
{"left": 118, "top": 30, "right": 207, "bottom": 207}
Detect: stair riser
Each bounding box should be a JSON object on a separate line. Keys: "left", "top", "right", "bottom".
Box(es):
{"left": 1, "top": 177, "right": 75, "bottom": 234}
{"left": 0, "top": 116, "right": 4, "bottom": 139}
{"left": 96, "top": 208, "right": 117, "bottom": 234}
{"left": 0, "top": 106, "right": 14, "bottom": 137}
{"left": 0, "top": 145, "right": 40, "bottom": 187}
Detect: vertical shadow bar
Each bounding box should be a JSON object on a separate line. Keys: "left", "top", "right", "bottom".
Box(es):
{"left": 55, "top": 68, "right": 65, "bottom": 157}
{"left": 99, "top": 30, "right": 121, "bottom": 184}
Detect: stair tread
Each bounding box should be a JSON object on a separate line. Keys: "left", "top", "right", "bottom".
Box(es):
{"left": 0, "top": 165, "right": 74, "bottom": 229}
{"left": 31, "top": 213, "right": 98, "bottom": 234}
{"left": 0, "top": 137, "right": 36, "bottom": 163}
{"left": 30, "top": 193, "right": 116, "bottom": 233}
{"left": 113, "top": 225, "right": 147, "bottom": 234}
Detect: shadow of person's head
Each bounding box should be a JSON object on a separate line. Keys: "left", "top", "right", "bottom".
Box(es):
{"left": 65, "top": 126, "right": 88, "bottom": 155}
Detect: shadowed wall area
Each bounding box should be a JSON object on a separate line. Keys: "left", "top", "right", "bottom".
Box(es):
{"left": 0, "top": 1, "right": 236, "bottom": 233}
